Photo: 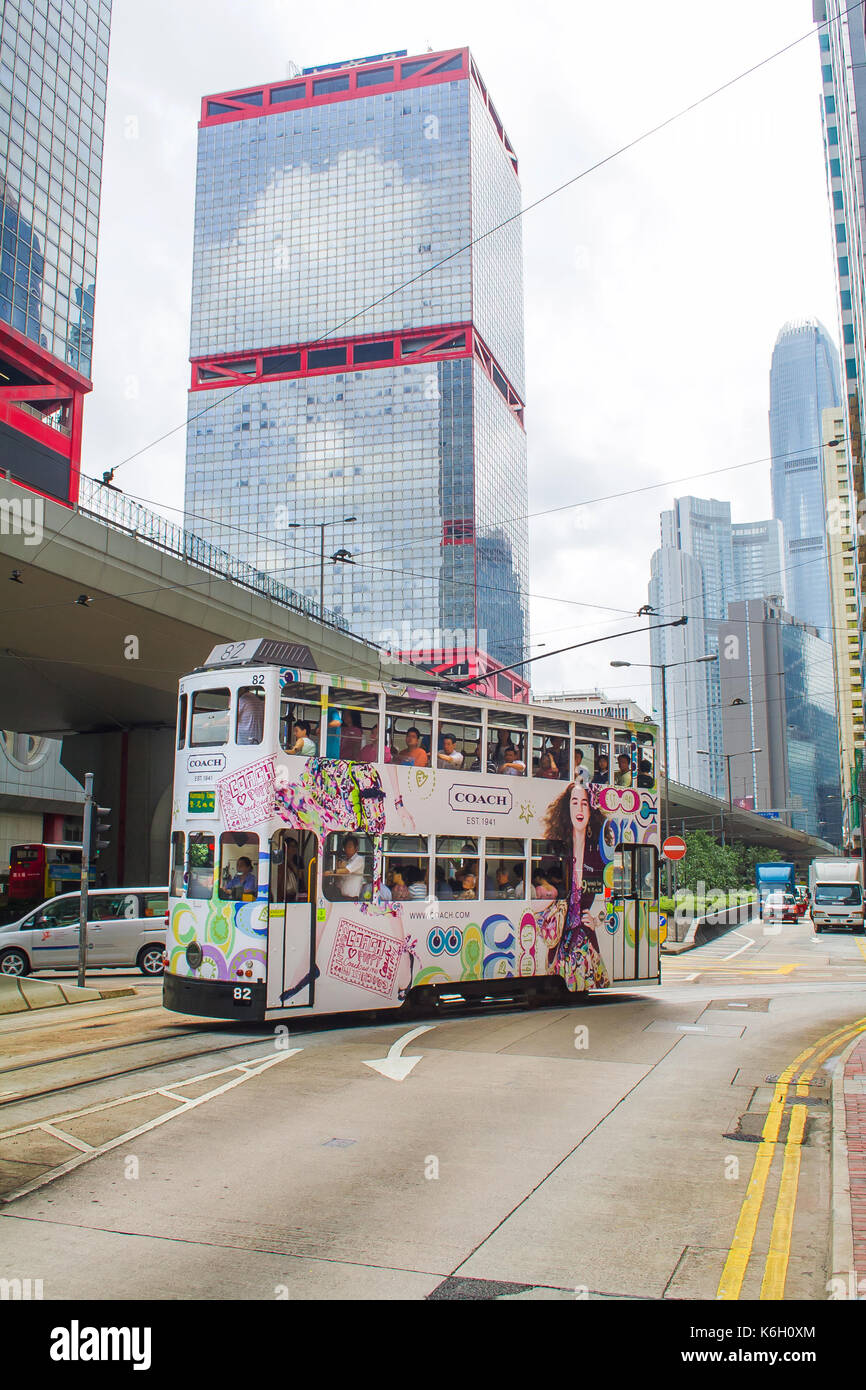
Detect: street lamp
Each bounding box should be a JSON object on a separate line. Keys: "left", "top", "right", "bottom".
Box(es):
{"left": 698, "top": 746, "right": 761, "bottom": 848}
{"left": 288, "top": 516, "right": 357, "bottom": 618}
{"left": 610, "top": 652, "right": 717, "bottom": 890}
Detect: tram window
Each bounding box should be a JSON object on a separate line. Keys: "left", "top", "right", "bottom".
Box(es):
{"left": 190, "top": 689, "right": 231, "bottom": 747}
{"left": 326, "top": 690, "right": 381, "bottom": 762}
{"left": 187, "top": 834, "right": 215, "bottom": 900}
{"left": 488, "top": 711, "right": 528, "bottom": 776}
{"left": 613, "top": 730, "right": 636, "bottom": 787}
{"left": 219, "top": 833, "right": 260, "bottom": 901}
{"left": 279, "top": 683, "right": 322, "bottom": 756}
{"left": 385, "top": 696, "right": 434, "bottom": 767}
{"left": 530, "top": 838, "right": 570, "bottom": 900}
{"left": 176, "top": 693, "right": 188, "bottom": 751}
{"left": 436, "top": 703, "right": 482, "bottom": 772}
{"left": 531, "top": 716, "right": 569, "bottom": 780}
{"left": 383, "top": 834, "right": 430, "bottom": 900}
{"left": 635, "top": 731, "right": 656, "bottom": 789}
{"left": 270, "top": 829, "right": 316, "bottom": 904}
{"left": 322, "top": 831, "right": 374, "bottom": 902}
{"left": 170, "top": 832, "right": 185, "bottom": 897}
{"left": 485, "top": 837, "right": 527, "bottom": 899}
{"left": 435, "top": 835, "right": 479, "bottom": 899}
{"left": 236, "top": 687, "right": 265, "bottom": 746}
{"left": 574, "top": 723, "right": 610, "bottom": 785}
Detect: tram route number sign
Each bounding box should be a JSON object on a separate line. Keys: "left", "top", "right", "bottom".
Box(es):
{"left": 662, "top": 835, "right": 687, "bottom": 861}
{"left": 188, "top": 790, "right": 216, "bottom": 815}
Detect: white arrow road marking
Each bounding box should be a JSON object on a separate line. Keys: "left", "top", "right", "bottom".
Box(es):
{"left": 723, "top": 930, "right": 756, "bottom": 962}
{"left": 362, "top": 1025, "right": 435, "bottom": 1081}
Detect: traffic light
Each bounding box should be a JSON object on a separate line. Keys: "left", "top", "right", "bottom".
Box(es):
{"left": 89, "top": 803, "right": 111, "bottom": 861}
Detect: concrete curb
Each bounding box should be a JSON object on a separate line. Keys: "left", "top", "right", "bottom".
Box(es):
{"left": 0, "top": 979, "right": 138, "bottom": 1015}
{"left": 829, "top": 1031, "right": 863, "bottom": 1295}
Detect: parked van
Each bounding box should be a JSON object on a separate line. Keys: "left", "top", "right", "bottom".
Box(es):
{"left": 0, "top": 888, "right": 168, "bottom": 977}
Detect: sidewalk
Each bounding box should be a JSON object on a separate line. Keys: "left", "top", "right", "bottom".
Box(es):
{"left": 832, "top": 1031, "right": 866, "bottom": 1295}
{"left": 0, "top": 976, "right": 135, "bottom": 1015}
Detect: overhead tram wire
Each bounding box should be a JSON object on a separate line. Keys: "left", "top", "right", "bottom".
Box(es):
{"left": 90, "top": 3, "right": 865, "bottom": 487}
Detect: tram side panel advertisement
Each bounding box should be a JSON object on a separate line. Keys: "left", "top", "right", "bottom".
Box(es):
{"left": 167, "top": 754, "right": 660, "bottom": 1017}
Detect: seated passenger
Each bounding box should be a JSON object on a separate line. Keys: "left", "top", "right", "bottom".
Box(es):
{"left": 614, "top": 753, "right": 632, "bottom": 787}
{"left": 492, "top": 866, "right": 513, "bottom": 898}
{"left": 407, "top": 866, "right": 428, "bottom": 900}
{"left": 225, "top": 856, "right": 257, "bottom": 898}
{"left": 359, "top": 724, "right": 379, "bottom": 761}
{"left": 288, "top": 720, "right": 316, "bottom": 756}
{"left": 511, "top": 867, "right": 525, "bottom": 898}
{"left": 636, "top": 758, "right": 654, "bottom": 789}
{"left": 389, "top": 867, "right": 410, "bottom": 901}
{"left": 435, "top": 871, "right": 455, "bottom": 899}
{"left": 537, "top": 750, "right": 559, "bottom": 779}
{"left": 532, "top": 871, "right": 558, "bottom": 900}
{"left": 395, "top": 728, "right": 429, "bottom": 767}
{"left": 458, "top": 870, "right": 478, "bottom": 899}
{"left": 500, "top": 746, "right": 526, "bottom": 776}
{"left": 573, "top": 748, "right": 590, "bottom": 786}
{"left": 590, "top": 754, "right": 610, "bottom": 785}
{"left": 437, "top": 733, "right": 464, "bottom": 769}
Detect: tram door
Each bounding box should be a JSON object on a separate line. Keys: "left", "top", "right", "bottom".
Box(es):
{"left": 267, "top": 830, "right": 317, "bottom": 1009}
{"left": 611, "top": 843, "right": 658, "bottom": 981}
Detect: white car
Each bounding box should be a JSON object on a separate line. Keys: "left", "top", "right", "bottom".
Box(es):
{"left": 0, "top": 887, "right": 168, "bottom": 978}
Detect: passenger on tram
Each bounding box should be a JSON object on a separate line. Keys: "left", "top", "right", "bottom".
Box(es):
{"left": 500, "top": 746, "right": 526, "bottom": 776}
{"left": 340, "top": 710, "right": 364, "bottom": 760}
{"left": 395, "top": 728, "right": 429, "bottom": 767}
{"left": 288, "top": 720, "right": 316, "bottom": 756}
{"left": 590, "top": 754, "right": 610, "bottom": 785}
{"left": 237, "top": 689, "right": 265, "bottom": 745}
{"left": 614, "top": 753, "right": 632, "bottom": 787}
{"left": 437, "top": 733, "right": 464, "bottom": 769}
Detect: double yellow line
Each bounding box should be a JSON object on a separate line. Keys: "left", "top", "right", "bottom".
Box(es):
{"left": 717, "top": 1016, "right": 866, "bottom": 1300}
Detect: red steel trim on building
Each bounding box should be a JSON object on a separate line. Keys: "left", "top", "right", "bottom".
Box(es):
{"left": 0, "top": 321, "right": 93, "bottom": 395}
{"left": 0, "top": 324, "right": 88, "bottom": 506}
{"left": 190, "top": 324, "right": 525, "bottom": 428}
{"left": 199, "top": 46, "right": 518, "bottom": 175}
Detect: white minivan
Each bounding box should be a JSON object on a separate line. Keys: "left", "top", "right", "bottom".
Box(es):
{"left": 0, "top": 887, "right": 168, "bottom": 978}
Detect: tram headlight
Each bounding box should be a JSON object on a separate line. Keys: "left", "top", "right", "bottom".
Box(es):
{"left": 186, "top": 940, "right": 203, "bottom": 970}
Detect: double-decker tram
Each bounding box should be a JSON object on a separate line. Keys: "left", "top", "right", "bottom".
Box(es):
{"left": 164, "top": 640, "right": 662, "bottom": 1022}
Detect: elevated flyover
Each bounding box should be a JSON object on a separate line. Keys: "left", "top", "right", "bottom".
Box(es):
{"left": 666, "top": 778, "right": 836, "bottom": 872}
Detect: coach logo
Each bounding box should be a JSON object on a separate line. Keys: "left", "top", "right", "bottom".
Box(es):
{"left": 597, "top": 787, "right": 640, "bottom": 814}
{"left": 448, "top": 785, "right": 513, "bottom": 813}
{"left": 187, "top": 754, "right": 226, "bottom": 773}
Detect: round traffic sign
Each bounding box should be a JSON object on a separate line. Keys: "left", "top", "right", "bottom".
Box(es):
{"left": 662, "top": 836, "right": 687, "bottom": 861}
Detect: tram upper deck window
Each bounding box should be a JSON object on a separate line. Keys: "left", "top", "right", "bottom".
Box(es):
{"left": 613, "top": 730, "right": 636, "bottom": 787}
{"left": 188, "top": 833, "right": 215, "bottom": 899}
{"left": 279, "top": 683, "right": 322, "bottom": 755}
{"left": 635, "top": 730, "right": 656, "bottom": 789}
{"left": 322, "top": 831, "right": 374, "bottom": 902}
{"left": 326, "top": 689, "right": 381, "bottom": 762}
{"left": 436, "top": 703, "right": 482, "bottom": 771}
{"left": 385, "top": 695, "right": 434, "bottom": 767}
{"left": 532, "top": 716, "right": 570, "bottom": 780}
{"left": 219, "top": 832, "right": 260, "bottom": 901}
{"left": 176, "top": 693, "right": 188, "bottom": 751}
{"left": 574, "top": 722, "right": 610, "bottom": 785}
{"left": 190, "top": 690, "right": 230, "bottom": 747}
{"left": 236, "top": 687, "right": 265, "bottom": 746}
{"left": 488, "top": 710, "right": 528, "bottom": 776}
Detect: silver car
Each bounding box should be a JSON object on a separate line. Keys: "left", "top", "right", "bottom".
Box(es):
{"left": 0, "top": 888, "right": 168, "bottom": 978}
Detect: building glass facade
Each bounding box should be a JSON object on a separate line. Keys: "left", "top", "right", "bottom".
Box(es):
{"left": 185, "top": 48, "right": 528, "bottom": 675}
{"left": 0, "top": 0, "right": 111, "bottom": 503}
{"left": 769, "top": 318, "right": 840, "bottom": 638}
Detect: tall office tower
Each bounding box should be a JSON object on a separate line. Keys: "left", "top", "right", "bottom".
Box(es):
{"left": 731, "top": 519, "right": 786, "bottom": 606}
{"left": 768, "top": 318, "right": 841, "bottom": 638}
{"left": 648, "top": 498, "right": 792, "bottom": 797}
{"left": 719, "top": 598, "right": 842, "bottom": 845}
{"left": 823, "top": 405, "right": 864, "bottom": 848}
{"left": 185, "top": 48, "right": 528, "bottom": 693}
{"left": 0, "top": 0, "right": 112, "bottom": 505}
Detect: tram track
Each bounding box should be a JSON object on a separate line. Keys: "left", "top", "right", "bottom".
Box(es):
{"left": 0, "top": 1030, "right": 280, "bottom": 1116}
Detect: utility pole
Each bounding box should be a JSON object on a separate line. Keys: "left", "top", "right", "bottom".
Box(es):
{"left": 77, "top": 773, "right": 93, "bottom": 988}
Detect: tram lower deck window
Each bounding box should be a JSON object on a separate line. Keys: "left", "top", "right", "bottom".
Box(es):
{"left": 188, "top": 834, "right": 215, "bottom": 899}
{"left": 219, "top": 833, "right": 259, "bottom": 900}
{"left": 383, "top": 834, "right": 429, "bottom": 899}
{"left": 170, "top": 832, "right": 185, "bottom": 897}
{"left": 322, "top": 831, "right": 374, "bottom": 901}
{"left": 435, "top": 836, "right": 479, "bottom": 899}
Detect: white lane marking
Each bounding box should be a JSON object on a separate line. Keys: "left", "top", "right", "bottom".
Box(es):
{"left": 722, "top": 931, "right": 756, "bottom": 962}
{"left": 0, "top": 1050, "right": 301, "bottom": 1204}
{"left": 362, "top": 1025, "right": 435, "bottom": 1081}
{"left": 684, "top": 972, "right": 700, "bottom": 982}
{"left": 39, "top": 1122, "right": 93, "bottom": 1153}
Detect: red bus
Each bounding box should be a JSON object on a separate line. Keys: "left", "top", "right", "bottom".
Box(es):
{"left": 8, "top": 843, "right": 91, "bottom": 905}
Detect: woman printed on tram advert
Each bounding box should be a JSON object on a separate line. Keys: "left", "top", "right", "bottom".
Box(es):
{"left": 539, "top": 781, "right": 610, "bottom": 990}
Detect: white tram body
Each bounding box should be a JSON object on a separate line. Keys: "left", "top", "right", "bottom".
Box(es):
{"left": 164, "top": 641, "right": 661, "bottom": 1021}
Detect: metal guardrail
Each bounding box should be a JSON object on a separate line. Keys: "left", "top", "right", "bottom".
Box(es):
{"left": 77, "top": 476, "right": 349, "bottom": 632}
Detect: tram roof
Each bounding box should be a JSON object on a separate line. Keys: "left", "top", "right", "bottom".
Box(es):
{"left": 195, "top": 640, "right": 658, "bottom": 732}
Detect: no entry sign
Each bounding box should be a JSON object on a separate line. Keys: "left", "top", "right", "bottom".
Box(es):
{"left": 662, "top": 836, "right": 687, "bottom": 861}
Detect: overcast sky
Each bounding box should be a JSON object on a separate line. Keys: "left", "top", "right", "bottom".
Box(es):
{"left": 82, "top": 0, "right": 838, "bottom": 712}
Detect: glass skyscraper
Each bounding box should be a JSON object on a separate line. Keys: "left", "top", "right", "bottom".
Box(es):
{"left": 185, "top": 48, "right": 528, "bottom": 691}
{"left": 768, "top": 318, "right": 840, "bottom": 638}
{"left": 0, "top": 0, "right": 111, "bottom": 504}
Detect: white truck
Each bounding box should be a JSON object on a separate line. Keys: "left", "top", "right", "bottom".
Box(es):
{"left": 809, "top": 858, "right": 865, "bottom": 933}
